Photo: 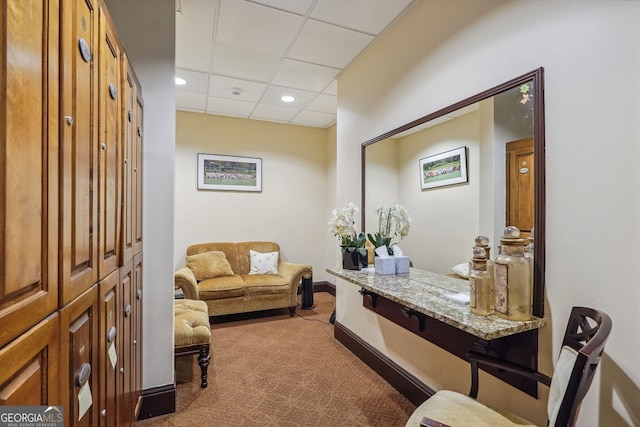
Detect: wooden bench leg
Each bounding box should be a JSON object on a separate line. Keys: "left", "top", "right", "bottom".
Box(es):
{"left": 198, "top": 344, "right": 211, "bottom": 388}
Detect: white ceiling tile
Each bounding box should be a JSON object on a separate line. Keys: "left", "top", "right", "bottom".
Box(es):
{"left": 206, "top": 96, "right": 255, "bottom": 118}
{"left": 310, "top": 0, "right": 414, "bottom": 35}
{"left": 260, "top": 85, "right": 318, "bottom": 108}
{"left": 175, "top": 69, "right": 209, "bottom": 93}
{"left": 176, "top": 91, "right": 207, "bottom": 111}
{"left": 288, "top": 20, "right": 374, "bottom": 69}
{"left": 305, "top": 93, "right": 336, "bottom": 114}
{"left": 290, "top": 110, "right": 336, "bottom": 128}
{"left": 212, "top": 42, "right": 281, "bottom": 82}
{"left": 272, "top": 59, "right": 339, "bottom": 92}
{"left": 251, "top": 103, "right": 298, "bottom": 122}
{"left": 176, "top": 0, "right": 216, "bottom": 39}
{"left": 209, "top": 75, "right": 267, "bottom": 102}
{"left": 176, "top": 35, "right": 213, "bottom": 72}
{"left": 216, "top": 0, "right": 304, "bottom": 56}
{"left": 247, "top": 0, "right": 314, "bottom": 15}
{"left": 323, "top": 80, "right": 337, "bottom": 95}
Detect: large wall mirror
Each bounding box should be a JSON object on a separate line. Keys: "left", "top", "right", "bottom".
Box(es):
{"left": 361, "top": 68, "right": 545, "bottom": 317}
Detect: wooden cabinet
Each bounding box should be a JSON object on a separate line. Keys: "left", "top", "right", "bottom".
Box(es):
{"left": 97, "top": 6, "right": 121, "bottom": 280}
{"left": 132, "top": 253, "right": 143, "bottom": 415}
{"left": 98, "top": 270, "right": 119, "bottom": 427}
{"left": 120, "top": 54, "right": 143, "bottom": 264}
{"left": 59, "top": 285, "right": 100, "bottom": 426}
{"left": 120, "top": 55, "right": 136, "bottom": 266}
{"left": 0, "top": 0, "right": 60, "bottom": 348}
{"left": 0, "top": 313, "right": 60, "bottom": 406}
{"left": 133, "top": 94, "right": 144, "bottom": 256}
{"left": 1, "top": 0, "right": 143, "bottom": 424}
{"left": 60, "top": 0, "right": 99, "bottom": 306}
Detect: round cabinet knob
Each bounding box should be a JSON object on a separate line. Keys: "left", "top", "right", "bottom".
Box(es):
{"left": 120, "top": 368, "right": 124, "bottom": 373}
{"left": 133, "top": 340, "right": 137, "bottom": 345}
{"left": 124, "top": 158, "right": 128, "bottom": 164}
{"left": 65, "top": 116, "right": 74, "bottom": 126}
{"left": 101, "top": 143, "right": 106, "bottom": 150}
{"left": 101, "top": 410, "right": 107, "bottom": 417}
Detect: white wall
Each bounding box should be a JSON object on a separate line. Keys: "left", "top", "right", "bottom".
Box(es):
{"left": 337, "top": 1, "right": 640, "bottom": 425}
{"left": 174, "top": 112, "right": 329, "bottom": 281}
{"left": 104, "top": 0, "right": 176, "bottom": 390}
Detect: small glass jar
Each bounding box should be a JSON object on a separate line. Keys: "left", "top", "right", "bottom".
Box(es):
{"left": 469, "top": 235, "right": 494, "bottom": 310}
{"left": 525, "top": 229, "right": 535, "bottom": 314}
{"left": 494, "top": 226, "right": 532, "bottom": 321}
{"left": 469, "top": 247, "right": 492, "bottom": 316}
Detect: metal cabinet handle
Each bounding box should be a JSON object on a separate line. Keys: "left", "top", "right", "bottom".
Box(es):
{"left": 65, "top": 116, "right": 74, "bottom": 126}
{"left": 107, "top": 326, "right": 117, "bottom": 343}
{"left": 124, "top": 304, "right": 132, "bottom": 317}
{"left": 137, "top": 289, "right": 142, "bottom": 300}
{"left": 75, "top": 363, "right": 92, "bottom": 388}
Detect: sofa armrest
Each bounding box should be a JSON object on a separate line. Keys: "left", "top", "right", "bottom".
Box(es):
{"left": 278, "top": 261, "right": 312, "bottom": 303}
{"left": 175, "top": 267, "right": 199, "bottom": 300}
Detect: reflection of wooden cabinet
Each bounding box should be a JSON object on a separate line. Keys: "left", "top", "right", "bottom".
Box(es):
{"left": 60, "top": 0, "right": 99, "bottom": 306}
{"left": 506, "top": 138, "right": 534, "bottom": 238}
{"left": 1, "top": 0, "right": 143, "bottom": 423}
{"left": 59, "top": 285, "right": 99, "bottom": 426}
{"left": 0, "top": 0, "right": 60, "bottom": 348}
{"left": 0, "top": 314, "right": 60, "bottom": 406}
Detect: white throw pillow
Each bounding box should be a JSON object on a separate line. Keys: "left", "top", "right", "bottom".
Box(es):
{"left": 249, "top": 250, "right": 279, "bottom": 275}
{"left": 548, "top": 345, "right": 579, "bottom": 425}
{"left": 451, "top": 263, "right": 469, "bottom": 279}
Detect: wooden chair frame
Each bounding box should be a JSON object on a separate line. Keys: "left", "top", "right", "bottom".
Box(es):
{"left": 465, "top": 306, "right": 612, "bottom": 427}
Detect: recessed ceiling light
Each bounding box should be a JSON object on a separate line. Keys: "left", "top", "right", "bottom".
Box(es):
{"left": 175, "top": 77, "right": 187, "bottom": 85}
{"left": 281, "top": 95, "right": 295, "bottom": 103}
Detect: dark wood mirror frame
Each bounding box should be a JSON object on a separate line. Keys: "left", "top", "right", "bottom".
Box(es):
{"left": 361, "top": 67, "right": 545, "bottom": 318}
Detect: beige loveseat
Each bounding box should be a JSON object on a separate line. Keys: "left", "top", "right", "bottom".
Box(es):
{"left": 174, "top": 241, "right": 312, "bottom": 317}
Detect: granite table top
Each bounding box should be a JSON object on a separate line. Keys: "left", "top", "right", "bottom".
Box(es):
{"left": 327, "top": 267, "right": 546, "bottom": 340}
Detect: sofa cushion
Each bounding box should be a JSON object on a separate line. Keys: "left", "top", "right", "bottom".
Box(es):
{"left": 186, "top": 251, "right": 234, "bottom": 281}
{"left": 242, "top": 274, "right": 289, "bottom": 296}
{"left": 198, "top": 275, "right": 246, "bottom": 300}
{"left": 236, "top": 242, "right": 280, "bottom": 274}
{"left": 249, "top": 250, "right": 279, "bottom": 275}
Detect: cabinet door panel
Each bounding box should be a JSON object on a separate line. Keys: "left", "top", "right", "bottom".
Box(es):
{"left": 59, "top": 285, "right": 99, "bottom": 427}
{"left": 132, "top": 253, "right": 143, "bottom": 416}
{"left": 60, "top": 0, "right": 99, "bottom": 305}
{"left": 0, "top": 0, "right": 59, "bottom": 347}
{"left": 97, "top": 8, "right": 121, "bottom": 280}
{"left": 98, "top": 269, "right": 119, "bottom": 427}
{"left": 133, "top": 94, "right": 143, "bottom": 255}
{"left": 118, "top": 261, "right": 133, "bottom": 427}
{"left": 119, "top": 56, "right": 135, "bottom": 266}
{"left": 0, "top": 313, "right": 60, "bottom": 406}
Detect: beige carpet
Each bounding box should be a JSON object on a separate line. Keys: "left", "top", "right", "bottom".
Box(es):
{"left": 137, "top": 293, "right": 415, "bottom": 426}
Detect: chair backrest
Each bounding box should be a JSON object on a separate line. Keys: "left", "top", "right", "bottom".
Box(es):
{"left": 551, "top": 306, "right": 612, "bottom": 427}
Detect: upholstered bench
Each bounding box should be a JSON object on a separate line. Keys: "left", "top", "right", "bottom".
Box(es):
{"left": 174, "top": 299, "right": 212, "bottom": 388}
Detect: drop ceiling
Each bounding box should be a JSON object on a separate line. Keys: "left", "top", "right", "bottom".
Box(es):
{"left": 175, "top": 0, "right": 416, "bottom": 128}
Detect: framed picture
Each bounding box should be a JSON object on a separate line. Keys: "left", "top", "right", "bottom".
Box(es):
{"left": 419, "top": 146, "right": 468, "bottom": 190}
{"left": 197, "top": 153, "right": 262, "bottom": 192}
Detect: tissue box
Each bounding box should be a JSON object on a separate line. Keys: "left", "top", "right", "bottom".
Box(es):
{"left": 394, "top": 256, "right": 410, "bottom": 274}
{"left": 375, "top": 257, "right": 396, "bottom": 275}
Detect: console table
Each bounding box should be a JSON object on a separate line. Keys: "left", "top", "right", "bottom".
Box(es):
{"left": 327, "top": 267, "right": 546, "bottom": 397}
